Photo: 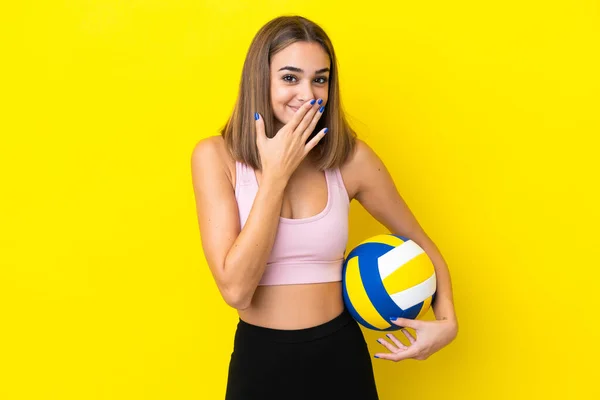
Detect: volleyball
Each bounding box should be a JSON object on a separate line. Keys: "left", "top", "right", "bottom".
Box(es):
{"left": 342, "top": 234, "right": 437, "bottom": 331}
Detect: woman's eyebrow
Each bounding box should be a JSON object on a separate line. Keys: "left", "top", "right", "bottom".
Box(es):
{"left": 278, "top": 66, "right": 330, "bottom": 74}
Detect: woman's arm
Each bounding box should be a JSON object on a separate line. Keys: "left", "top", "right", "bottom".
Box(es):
{"left": 347, "top": 139, "right": 457, "bottom": 325}
{"left": 191, "top": 136, "right": 286, "bottom": 310}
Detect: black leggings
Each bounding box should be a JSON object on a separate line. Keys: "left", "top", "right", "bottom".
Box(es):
{"left": 225, "top": 307, "right": 379, "bottom": 400}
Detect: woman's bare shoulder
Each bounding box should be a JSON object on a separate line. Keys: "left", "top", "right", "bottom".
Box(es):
{"left": 191, "top": 135, "right": 236, "bottom": 187}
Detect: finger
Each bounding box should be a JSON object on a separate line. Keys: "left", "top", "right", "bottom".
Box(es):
{"left": 254, "top": 112, "right": 265, "bottom": 142}
{"left": 287, "top": 99, "right": 315, "bottom": 133}
{"left": 401, "top": 329, "right": 417, "bottom": 344}
{"left": 389, "top": 317, "right": 420, "bottom": 329}
{"left": 301, "top": 102, "right": 326, "bottom": 142}
{"left": 376, "top": 338, "right": 400, "bottom": 354}
{"left": 303, "top": 127, "right": 328, "bottom": 155}
{"left": 385, "top": 333, "right": 408, "bottom": 350}
{"left": 374, "top": 346, "right": 420, "bottom": 362}
{"left": 293, "top": 99, "right": 320, "bottom": 137}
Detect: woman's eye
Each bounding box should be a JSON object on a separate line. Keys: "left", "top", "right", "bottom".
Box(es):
{"left": 282, "top": 75, "right": 328, "bottom": 84}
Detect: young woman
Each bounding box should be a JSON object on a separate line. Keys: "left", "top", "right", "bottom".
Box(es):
{"left": 191, "top": 15, "right": 458, "bottom": 400}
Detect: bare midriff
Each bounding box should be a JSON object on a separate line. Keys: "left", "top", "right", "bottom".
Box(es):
{"left": 237, "top": 281, "right": 344, "bottom": 329}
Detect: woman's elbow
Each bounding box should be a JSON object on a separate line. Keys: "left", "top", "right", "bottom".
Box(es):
{"left": 220, "top": 284, "right": 252, "bottom": 310}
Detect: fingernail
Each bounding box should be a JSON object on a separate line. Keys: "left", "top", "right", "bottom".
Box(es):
{"left": 389, "top": 317, "right": 397, "bottom": 321}
{"left": 324, "top": 128, "right": 328, "bottom": 134}
{"left": 374, "top": 355, "right": 380, "bottom": 358}
{"left": 310, "top": 99, "right": 316, "bottom": 105}
{"left": 254, "top": 112, "right": 259, "bottom": 120}
{"left": 317, "top": 99, "right": 323, "bottom": 105}
{"left": 319, "top": 106, "right": 325, "bottom": 113}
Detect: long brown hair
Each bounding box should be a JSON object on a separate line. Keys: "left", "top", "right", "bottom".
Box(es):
{"left": 221, "top": 15, "right": 356, "bottom": 171}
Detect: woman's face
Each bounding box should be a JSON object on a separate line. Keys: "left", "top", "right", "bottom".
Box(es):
{"left": 269, "top": 41, "right": 330, "bottom": 130}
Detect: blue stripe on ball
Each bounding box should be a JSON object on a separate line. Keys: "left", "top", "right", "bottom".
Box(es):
{"left": 342, "top": 276, "right": 379, "bottom": 330}
{"left": 356, "top": 243, "right": 407, "bottom": 330}
{"left": 402, "top": 300, "right": 425, "bottom": 320}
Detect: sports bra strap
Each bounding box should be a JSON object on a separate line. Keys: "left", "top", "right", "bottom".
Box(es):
{"left": 331, "top": 168, "right": 343, "bottom": 187}
{"left": 235, "top": 161, "right": 256, "bottom": 186}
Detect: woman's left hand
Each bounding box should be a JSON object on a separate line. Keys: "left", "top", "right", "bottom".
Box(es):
{"left": 374, "top": 317, "right": 458, "bottom": 362}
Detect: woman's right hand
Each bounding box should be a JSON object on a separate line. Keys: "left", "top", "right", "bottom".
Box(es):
{"left": 255, "top": 99, "right": 327, "bottom": 183}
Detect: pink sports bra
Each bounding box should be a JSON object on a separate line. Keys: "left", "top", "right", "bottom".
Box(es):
{"left": 234, "top": 161, "right": 350, "bottom": 285}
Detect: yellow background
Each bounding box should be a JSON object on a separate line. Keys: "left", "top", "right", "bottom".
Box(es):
{"left": 1, "top": 1, "right": 599, "bottom": 399}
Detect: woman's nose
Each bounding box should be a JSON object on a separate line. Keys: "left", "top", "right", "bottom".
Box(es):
{"left": 297, "top": 81, "right": 315, "bottom": 102}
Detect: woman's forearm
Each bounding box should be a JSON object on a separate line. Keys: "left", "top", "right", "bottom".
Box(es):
{"left": 222, "top": 175, "right": 286, "bottom": 309}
